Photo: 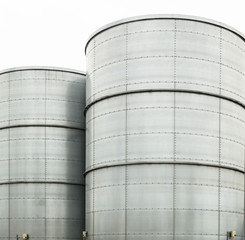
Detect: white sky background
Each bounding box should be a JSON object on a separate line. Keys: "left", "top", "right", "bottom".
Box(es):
{"left": 0, "top": 0, "right": 244, "bottom": 72}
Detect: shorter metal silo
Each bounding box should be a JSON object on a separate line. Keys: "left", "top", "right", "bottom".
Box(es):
{"left": 0, "top": 67, "right": 86, "bottom": 240}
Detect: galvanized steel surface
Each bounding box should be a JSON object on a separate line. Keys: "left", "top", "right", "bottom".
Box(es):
{"left": 0, "top": 67, "right": 86, "bottom": 240}
{"left": 85, "top": 16, "right": 245, "bottom": 239}
{"left": 85, "top": 14, "right": 245, "bottom": 54}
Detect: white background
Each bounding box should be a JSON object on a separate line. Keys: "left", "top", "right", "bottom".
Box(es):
{"left": 0, "top": 0, "right": 244, "bottom": 72}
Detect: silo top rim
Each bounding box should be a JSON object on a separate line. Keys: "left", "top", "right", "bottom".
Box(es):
{"left": 85, "top": 14, "right": 245, "bottom": 54}
{"left": 0, "top": 66, "right": 86, "bottom": 76}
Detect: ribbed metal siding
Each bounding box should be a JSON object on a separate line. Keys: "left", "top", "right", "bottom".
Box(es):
{"left": 0, "top": 68, "right": 85, "bottom": 240}
{"left": 85, "top": 17, "right": 245, "bottom": 240}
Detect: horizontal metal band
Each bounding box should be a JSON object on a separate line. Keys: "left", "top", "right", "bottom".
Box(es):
{"left": 0, "top": 124, "right": 85, "bottom": 131}
{"left": 0, "top": 181, "right": 85, "bottom": 186}
{"left": 84, "top": 89, "right": 245, "bottom": 115}
{"left": 84, "top": 161, "right": 245, "bottom": 176}
{"left": 86, "top": 208, "right": 244, "bottom": 215}
{"left": 0, "top": 217, "right": 83, "bottom": 220}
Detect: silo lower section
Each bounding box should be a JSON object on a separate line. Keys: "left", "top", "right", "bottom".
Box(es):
{"left": 0, "top": 67, "right": 86, "bottom": 240}
{"left": 85, "top": 16, "right": 245, "bottom": 240}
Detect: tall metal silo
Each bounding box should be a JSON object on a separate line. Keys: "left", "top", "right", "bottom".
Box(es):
{"left": 0, "top": 67, "right": 85, "bottom": 240}
{"left": 85, "top": 15, "right": 245, "bottom": 240}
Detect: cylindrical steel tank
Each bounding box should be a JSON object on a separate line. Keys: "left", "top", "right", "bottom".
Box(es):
{"left": 0, "top": 67, "right": 86, "bottom": 240}
{"left": 85, "top": 15, "right": 245, "bottom": 240}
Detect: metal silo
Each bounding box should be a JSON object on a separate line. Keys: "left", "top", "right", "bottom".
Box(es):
{"left": 0, "top": 67, "right": 85, "bottom": 240}
{"left": 85, "top": 15, "right": 245, "bottom": 240}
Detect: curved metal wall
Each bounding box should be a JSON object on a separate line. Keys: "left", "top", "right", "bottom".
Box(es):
{"left": 0, "top": 67, "right": 86, "bottom": 240}
{"left": 85, "top": 16, "right": 245, "bottom": 240}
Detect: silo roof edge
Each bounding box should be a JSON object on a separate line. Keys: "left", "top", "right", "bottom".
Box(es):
{"left": 85, "top": 14, "right": 245, "bottom": 54}
{"left": 0, "top": 66, "right": 86, "bottom": 76}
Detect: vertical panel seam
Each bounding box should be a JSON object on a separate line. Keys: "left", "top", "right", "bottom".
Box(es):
{"left": 244, "top": 146, "right": 245, "bottom": 239}
{"left": 45, "top": 70, "right": 47, "bottom": 240}
{"left": 8, "top": 72, "right": 10, "bottom": 240}
{"left": 244, "top": 146, "right": 245, "bottom": 238}
{"left": 92, "top": 38, "right": 96, "bottom": 240}
{"left": 125, "top": 23, "right": 128, "bottom": 240}
{"left": 218, "top": 28, "right": 223, "bottom": 240}
{"left": 173, "top": 19, "right": 177, "bottom": 240}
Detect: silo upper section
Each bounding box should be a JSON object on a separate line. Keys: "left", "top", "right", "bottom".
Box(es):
{"left": 85, "top": 15, "right": 245, "bottom": 106}
{"left": 0, "top": 66, "right": 86, "bottom": 129}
